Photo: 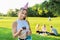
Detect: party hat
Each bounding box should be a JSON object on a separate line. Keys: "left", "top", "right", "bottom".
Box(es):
{"left": 23, "top": 2, "right": 28, "bottom": 9}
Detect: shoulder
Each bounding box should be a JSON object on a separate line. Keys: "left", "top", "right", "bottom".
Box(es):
{"left": 13, "top": 21, "right": 17, "bottom": 25}
{"left": 25, "top": 20, "right": 29, "bottom": 24}
{"left": 12, "top": 21, "right": 17, "bottom": 28}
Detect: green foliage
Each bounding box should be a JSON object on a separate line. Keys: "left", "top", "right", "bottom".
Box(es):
{"left": 27, "top": 7, "right": 39, "bottom": 17}
{"left": 46, "top": 0, "right": 60, "bottom": 16}
{"left": 2, "top": 0, "right": 60, "bottom": 17}
{"left": 7, "top": 9, "right": 19, "bottom": 17}
{"left": 0, "top": 13, "right": 2, "bottom": 16}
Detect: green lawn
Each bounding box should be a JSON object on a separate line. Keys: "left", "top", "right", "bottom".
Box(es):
{"left": 0, "top": 17, "right": 60, "bottom": 40}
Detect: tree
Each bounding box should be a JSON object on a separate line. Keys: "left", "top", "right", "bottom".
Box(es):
{"left": 27, "top": 7, "right": 39, "bottom": 17}
{"left": 0, "top": 13, "right": 2, "bottom": 16}
{"left": 45, "top": 0, "right": 60, "bottom": 16}
{"left": 7, "top": 9, "right": 17, "bottom": 17}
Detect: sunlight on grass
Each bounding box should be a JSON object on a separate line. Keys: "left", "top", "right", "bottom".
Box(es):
{"left": 0, "top": 17, "right": 60, "bottom": 40}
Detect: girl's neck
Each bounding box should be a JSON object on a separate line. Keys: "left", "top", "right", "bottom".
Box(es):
{"left": 18, "top": 17, "right": 24, "bottom": 20}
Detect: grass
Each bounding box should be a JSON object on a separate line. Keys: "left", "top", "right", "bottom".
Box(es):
{"left": 0, "top": 17, "right": 60, "bottom": 40}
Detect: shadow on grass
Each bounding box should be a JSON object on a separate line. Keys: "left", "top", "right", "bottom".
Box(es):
{"left": 0, "top": 27, "right": 17, "bottom": 40}
{"left": 0, "top": 27, "right": 60, "bottom": 40}
{"left": 32, "top": 34, "right": 60, "bottom": 40}
{"left": 55, "top": 34, "right": 60, "bottom": 37}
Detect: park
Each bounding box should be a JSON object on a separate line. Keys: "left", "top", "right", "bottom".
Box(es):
{"left": 0, "top": 0, "right": 60, "bottom": 40}
{"left": 0, "top": 17, "right": 60, "bottom": 40}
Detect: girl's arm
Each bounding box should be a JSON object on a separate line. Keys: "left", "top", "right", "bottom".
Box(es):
{"left": 26, "top": 20, "right": 32, "bottom": 35}
{"left": 12, "top": 21, "right": 22, "bottom": 38}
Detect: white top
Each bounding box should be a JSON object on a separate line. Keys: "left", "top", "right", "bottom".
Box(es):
{"left": 42, "top": 27, "right": 46, "bottom": 32}
{"left": 17, "top": 20, "right": 29, "bottom": 31}
{"left": 16, "top": 19, "right": 29, "bottom": 39}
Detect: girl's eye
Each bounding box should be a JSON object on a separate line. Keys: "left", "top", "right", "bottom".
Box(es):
{"left": 22, "top": 12, "right": 27, "bottom": 15}
{"left": 22, "top": 12, "right": 24, "bottom": 14}
{"left": 25, "top": 14, "right": 27, "bottom": 15}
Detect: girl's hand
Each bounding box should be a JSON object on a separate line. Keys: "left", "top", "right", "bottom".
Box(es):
{"left": 27, "top": 30, "right": 31, "bottom": 36}
{"left": 19, "top": 28, "right": 23, "bottom": 33}
{"left": 18, "top": 29, "right": 23, "bottom": 36}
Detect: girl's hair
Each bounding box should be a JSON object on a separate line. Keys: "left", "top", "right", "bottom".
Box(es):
{"left": 23, "top": 18, "right": 26, "bottom": 20}
{"left": 43, "top": 24, "right": 46, "bottom": 27}
{"left": 20, "top": 8, "right": 27, "bottom": 11}
{"left": 50, "top": 25, "right": 53, "bottom": 28}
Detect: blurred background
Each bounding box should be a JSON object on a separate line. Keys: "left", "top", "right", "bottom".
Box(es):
{"left": 0, "top": 0, "right": 60, "bottom": 40}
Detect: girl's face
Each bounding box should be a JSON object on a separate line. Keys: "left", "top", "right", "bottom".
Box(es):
{"left": 18, "top": 10, "right": 27, "bottom": 20}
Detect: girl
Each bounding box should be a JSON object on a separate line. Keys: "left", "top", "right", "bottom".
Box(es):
{"left": 12, "top": 8, "right": 32, "bottom": 40}
{"left": 42, "top": 24, "right": 47, "bottom": 33}
{"left": 36, "top": 24, "right": 40, "bottom": 34}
